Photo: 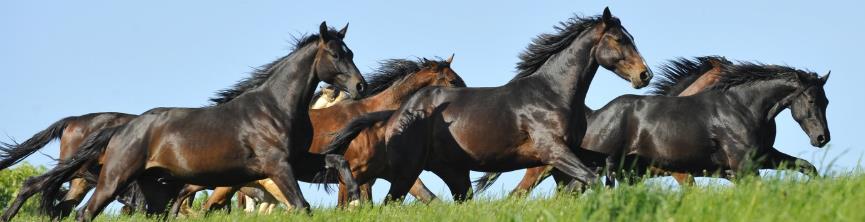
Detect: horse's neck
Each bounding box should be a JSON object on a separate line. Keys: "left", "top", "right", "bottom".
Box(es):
{"left": 362, "top": 76, "right": 421, "bottom": 111}
{"left": 260, "top": 45, "right": 320, "bottom": 116}
{"left": 679, "top": 67, "right": 723, "bottom": 96}
{"left": 522, "top": 29, "right": 600, "bottom": 108}
{"left": 728, "top": 80, "right": 798, "bottom": 122}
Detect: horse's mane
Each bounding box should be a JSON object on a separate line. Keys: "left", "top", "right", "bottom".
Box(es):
{"left": 711, "top": 62, "right": 818, "bottom": 90}
{"left": 511, "top": 15, "right": 607, "bottom": 82}
{"left": 648, "top": 56, "right": 731, "bottom": 95}
{"left": 308, "top": 57, "right": 449, "bottom": 103}
{"left": 363, "top": 58, "right": 450, "bottom": 97}
{"left": 208, "top": 30, "right": 341, "bottom": 105}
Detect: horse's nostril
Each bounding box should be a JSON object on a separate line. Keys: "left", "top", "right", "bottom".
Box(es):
{"left": 639, "top": 71, "right": 650, "bottom": 82}
{"left": 817, "top": 135, "right": 826, "bottom": 143}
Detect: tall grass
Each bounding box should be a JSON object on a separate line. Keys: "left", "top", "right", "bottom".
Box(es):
{"left": 22, "top": 172, "right": 864, "bottom": 222}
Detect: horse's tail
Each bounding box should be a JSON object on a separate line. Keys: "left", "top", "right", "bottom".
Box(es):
{"left": 321, "top": 110, "right": 395, "bottom": 155}
{"left": 0, "top": 117, "right": 74, "bottom": 170}
{"left": 39, "top": 126, "right": 121, "bottom": 214}
{"left": 473, "top": 173, "right": 503, "bottom": 194}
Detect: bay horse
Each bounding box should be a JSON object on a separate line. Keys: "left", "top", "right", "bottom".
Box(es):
{"left": 0, "top": 112, "right": 146, "bottom": 221}
{"left": 179, "top": 56, "right": 464, "bottom": 215}
{"left": 36, "top": 22, "right": 367, "bottom": 221}
{"left": 324, "top": 7, "right": 651, "bottom": 203}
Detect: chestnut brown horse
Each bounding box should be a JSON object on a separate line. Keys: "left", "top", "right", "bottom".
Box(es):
{"left": 178, "top": 56, "right": 465, "bottom": 215}
{"left": 36, "top": 22, "right": 367, "bottom": 221}
{"left": 324, "top": 8, "right": 651, "bottom": 203}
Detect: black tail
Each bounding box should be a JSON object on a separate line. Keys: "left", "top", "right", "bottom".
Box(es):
{"left": 38, "top": 126, "right": 121, "bottom": 214}
{"left": 320, "top": 110, "right": 395, "bottom": 155}
{"left": 473, "top": 173, "right": 503, "bottom": 194}
{"left": 0, "top": 117, "right": 73, "bottom": 170}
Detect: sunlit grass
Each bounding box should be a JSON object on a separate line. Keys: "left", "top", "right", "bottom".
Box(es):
{"left": 17, "top": 171, "right": 864, "bottom": 222}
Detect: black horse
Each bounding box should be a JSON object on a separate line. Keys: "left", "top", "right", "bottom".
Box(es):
{"left": 36, "top": 22, "right": 367, "bottom": 221}
{"left": 474, "top": 57, "right": 828, "bottom": 194}
{"left": 591, "top": 63, "right": 830, "bottom": 184}
{"left": 324, "top": 8, "right": 651, "bottom": 203}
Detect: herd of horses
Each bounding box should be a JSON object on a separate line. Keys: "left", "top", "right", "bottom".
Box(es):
{"left": 0, "top": 7, "right": 831, "bottom": 222}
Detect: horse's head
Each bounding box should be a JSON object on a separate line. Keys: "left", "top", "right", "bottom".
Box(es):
{"left": 417, "top": 55, "right": 466, "bottom": 88}
{"left": 593, "top": 7, "right": 652, "bottom": 89}
{"left": 789, "top": 71, "right": 831, "bottom": 147}
{"left": 314, "top": 22, "right": 367, "bottom": 99}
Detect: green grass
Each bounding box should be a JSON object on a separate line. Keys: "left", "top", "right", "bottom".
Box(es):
{"left": 14, "top": 172, "right": 865, "bottom": 222}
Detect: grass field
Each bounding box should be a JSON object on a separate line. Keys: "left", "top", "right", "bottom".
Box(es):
{"left": 13, "top": 172, "right": 865, "bottom": 222}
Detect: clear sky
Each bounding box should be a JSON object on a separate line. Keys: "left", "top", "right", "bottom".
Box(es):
{"left": 1, "top": 1, "right": 863, "bottom": 209}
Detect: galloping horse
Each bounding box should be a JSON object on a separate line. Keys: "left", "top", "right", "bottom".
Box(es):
{"left": 474, "top": 58, "right": 827, "bottom": 194}
{"left": 324, "top": 8, "right": 651, "bottom": 203}
{"left": 588, "top": 64, "right": 830, "bottom": 185}
{"left": 36, "top": 22, "right": 367, "bottom": 221}
{"left": 173, "top": 57, "right": 464, "bottom": 215}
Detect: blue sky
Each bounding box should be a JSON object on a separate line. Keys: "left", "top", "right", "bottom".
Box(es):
{"left": 1, "top": 1, "right": 863, "bottom": 208}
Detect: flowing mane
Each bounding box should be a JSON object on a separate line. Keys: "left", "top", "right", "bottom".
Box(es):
{"left": 511, "top": 15, "right": 606, "bottom": 82}
{"left": 310, "top": 57, "right": 451, "bottom": 101}
{"left": 208, "top": 31, "right": 340, "bottom": 105}
{"left": 711, "top": 62, "right": 819, "bottom": 90}
{"left": 648, "top": 56, "right": 731, "bottom": 95}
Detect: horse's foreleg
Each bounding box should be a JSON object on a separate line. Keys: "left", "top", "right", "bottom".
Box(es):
{"left": 325, "top": 154, "right": 361, "bottom": 205}
{"left": 538, "top": 139, "right": 598, "bottom": 192}
{"left": 266, "top": 158, "right": 310, "bottom": 213}
{"left": 1, "top": 175, "right": 48, "bottom": 222}
{"left": 169, "top": 184, "right": 205, "bottom": 217}
{"left": 762, "top": 147, "right": 819, "bottom": 177}
{"left": 55, "top": 178, "right": 93, "bottom": 218}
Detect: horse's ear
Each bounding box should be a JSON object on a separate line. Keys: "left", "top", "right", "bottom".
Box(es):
{"left": 319, "top": 21, "right": 329, "bottom": 42}
{"left": 602, "top": 7, "right": 613, "bottom": 25}
{"left": 820, "top": 71, "right": 831, "bottom": 85}
{"left": 446, "top": 54, "right": 454, "bottom": 65}
{"left": 337, "top": 23, "right": 349, "bottom": 39}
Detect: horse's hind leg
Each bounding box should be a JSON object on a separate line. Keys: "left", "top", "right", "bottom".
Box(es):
{"left": 202, "top": 186, "right": 239, "bottom": 215}
{"left": 138, "top": 178, "right": 183, "bottom": 220}
{"left": 512, "top": 166, "right": 552, "bottom": 196}
{"left": 78, "top": 163, "right": 143, "bottom": 222}
{"left": 408, "top": 179, "right": 437, "bottom": 203}
{"left": 430, "top": 167, "right": 471, "bottom": 202}
{"left": 1, "top": 175, "right": 49, "bottom": 222}
{"left": 54, "top": 178, "right": 94, "bottom": 218}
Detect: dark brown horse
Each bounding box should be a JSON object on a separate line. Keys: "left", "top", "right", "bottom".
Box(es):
{"left": 473, "top": 56, "right": 731, "bottom": 194}
{"left": 36, "top": 22, "right": 367, "bottom": 221}
{"left": 174, "top": 56, "right": 465, "bottom": 214}
{"left": 0, "top": 112, "right": 146, "bottom": 221}
{"left": 324, "top": 8, "right": 651, "bottom": 203}
{"left": 475, "top": 57, "right": 827, "bottom": 194}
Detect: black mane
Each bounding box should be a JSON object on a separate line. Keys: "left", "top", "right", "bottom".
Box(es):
{"left": 511, "top": 15, "right": 606, "bottom": 82}
{"left": 208, "top": 31, "right": 340, "bottom": 105}
{"left": 712, "top": 62, "right": 818, "bottom": 90}
{"left": 648, "top": 56, "right": 731, "bottom": 95}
